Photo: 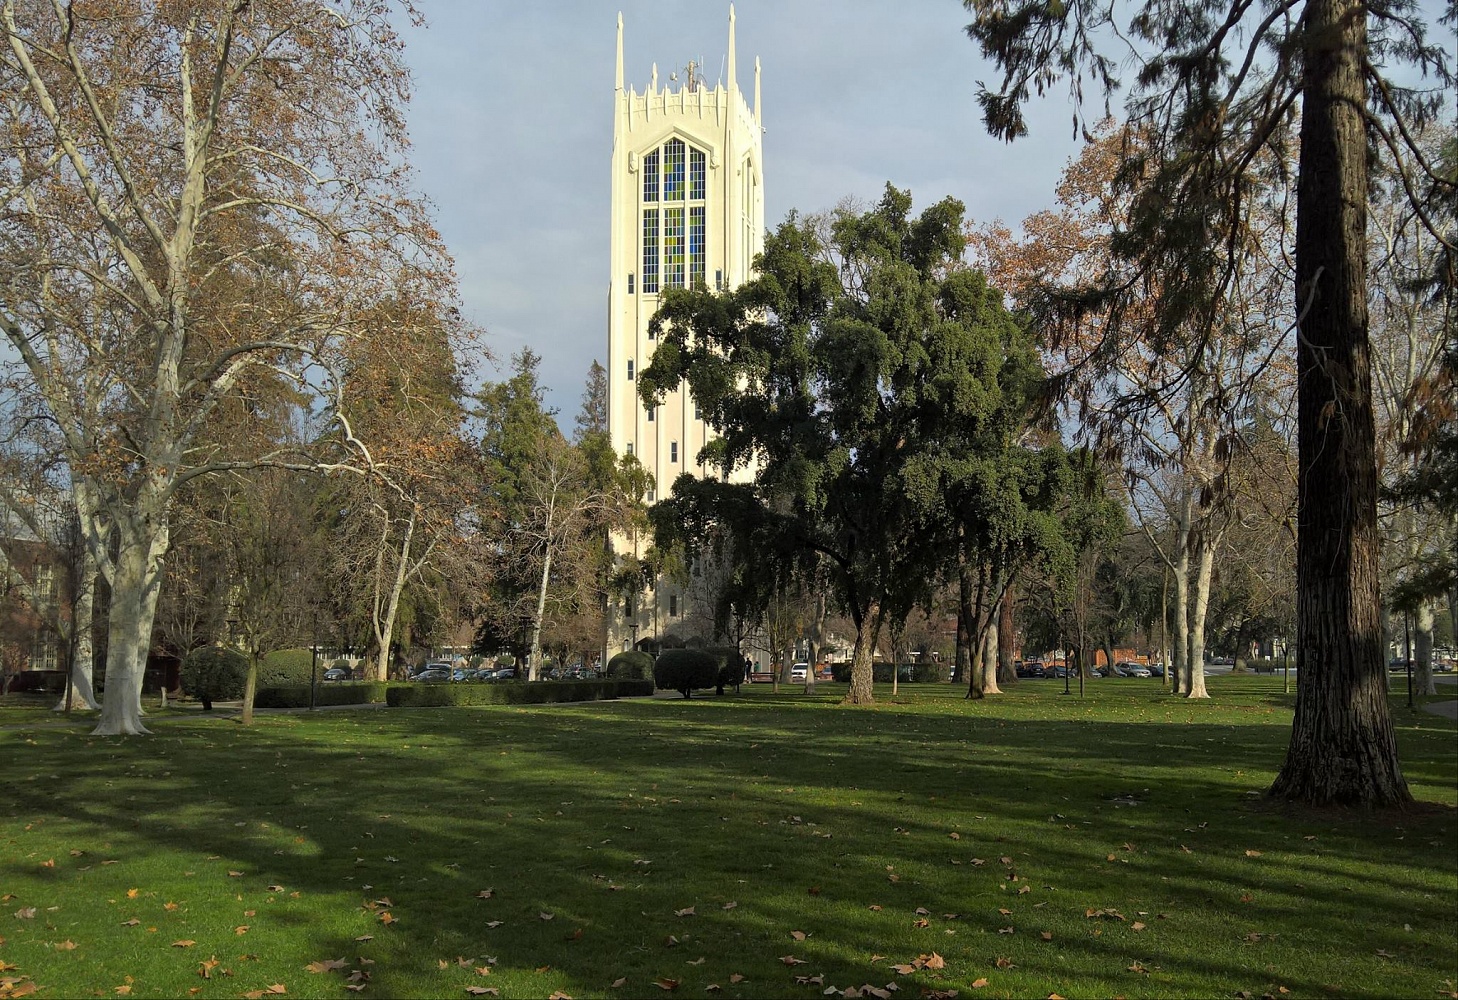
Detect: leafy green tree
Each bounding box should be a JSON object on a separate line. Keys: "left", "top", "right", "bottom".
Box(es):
{"left": 961, "top": 0, "right": 1452, "bottom": 805}
{"left": 644, "top": 186, "right": 1066, "bottom": 704}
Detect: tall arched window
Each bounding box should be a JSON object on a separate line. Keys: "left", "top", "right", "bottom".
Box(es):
{"left": 641, "top": 137, "right": 707, "bottom": 294}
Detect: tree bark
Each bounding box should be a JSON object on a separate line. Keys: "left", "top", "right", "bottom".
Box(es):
{"left": 92, "top": 519, "right": 168, "bottom": 736}
{"left": 1187, "top": 531, "right": 1214, "bottom": 698}
{"left": 242, "top": 652, "right": 260, "bottom": 727}
{"left": 1270, "top": 0, "right": 1410, "bottom": 805}
{"left": 980, "top": 619, "right": 1002, "bottom": 695}
{"left": 844, "top": 603, "right": 879, "bottom": 705}
{"left": 55, "top": 544, "right": 99, "bottom": 712}
{"left": 997, "top": 586, "right": 1017, "bottom": 684}
{"left": 1415, "top": 601, "right": 1435, "bottom": 697}
{"left": 1173, "top": 500, "right": 1192, "bottom": 695}
{"left": 371, "top": 508, "right": 417, "bottom": 683}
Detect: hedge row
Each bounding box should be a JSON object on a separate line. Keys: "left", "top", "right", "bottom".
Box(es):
{"left": 253, "top": 682, "right": 400, "bottom": 708}
{"left": 829, "top": 662, "right": 949, "bottom": 683}
{"left": 386, "top": 679, "right": 653, "bottom": 707}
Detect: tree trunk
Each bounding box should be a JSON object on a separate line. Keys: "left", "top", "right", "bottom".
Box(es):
{"left": 371, "top": 509, "right": 417, "bottom": 683}
{"left": 844, "top": 604, "right": 879, "bottom": 705}
{"left": 980, "top": 619, "right": 1002, "bottom": 695}
{"left": 1270, "top": 0, "right": 1410, "bottom": 805}
{"left": 805, "top": 591, "right": 824, "bottom": 694}
{"left": 1415, "top": 601, "right": 1435, "bottom": 697}
{"left": 528, "top": 544, "right": 553, "bottom": 683}
{"left": 93, "top": 519, "right": 168, "bottom": 736}
{"left": 56, "top": 548, "right": 99, "bottom": 712}
{"left": 1160, "top": 565, "right": 1171, "bottom": 690}
{"left": 1187, "top": 532, "right": 1214, "bottom": 699}
{"left": 1173, "top": 505, "right": 1192, "bottom": 695}
{"left": 242, "top": 651, "right": 260, "bottom": 727}
{"left": 997, "top": 585, "right": 1017, "bottom": 684}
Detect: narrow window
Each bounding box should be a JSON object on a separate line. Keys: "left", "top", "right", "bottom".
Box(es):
{"left": 689, "top": 206, "right": 706, "bottom": 287}
{"left": 642, "top": 209, "right": 659, "bottom": 293}
{"left": 663, "top": 138, "right": 685, "bottom": 200}
{"left": 647, "top": 406, "right": 655, "bottom": 422}
{"left": 694, "top": 402, "right": 701, "bottom": 420}
{"left": 715, "top": 268, "right": 723, "bottom": 290}
{"left": 627, "top": 273, "right": 635, "bottom": 294}
{"left": 647, "top": 487, "right": 656, "bottom": 503}
{"left": 626, "top": 442, "right": 633, "bottom": 457}
{"left": 689, "top": 148, "right": 706, "bottom": 199}
{"left": 669, "top": 594, "right": 679, "bottom": 617}
{"left": 664, "top": 207, "right": 685, "bottom": 289}
{"left": 642, "top": 149, "right": 659, "bottom": 202}
{"left": 670, "top": 441, "right": 678, "bottom": 462}
{"left": 627, "top": 359, "right": 634, "bottom": 381}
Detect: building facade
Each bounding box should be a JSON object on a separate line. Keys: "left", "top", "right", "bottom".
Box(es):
{"left": 606, "top": 7, "right": 764, "bottom": 650}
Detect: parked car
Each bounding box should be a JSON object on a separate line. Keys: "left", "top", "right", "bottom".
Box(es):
{"left": 1117, "top": 661, "right": 1152, "bottom": 678}
{"left": 1147, "top": 663, "right": 1165, "bottom": 678}
{"left": 1049, "top": 665, "right": 1068, "bottom": 678}
{"left": 494, "top": 666, "right": 518, "bottom": 680}
{"left": 790, "top": 662, "right": 809, "bottom": 682}
{"left": 412, "top": 667, "right": 450, "bottom": 682}
{"left": 469, "top": 668, "right": 497, "bottom": 681}
{"left": 323, "top": 666, "right": 349, "bottom": 682}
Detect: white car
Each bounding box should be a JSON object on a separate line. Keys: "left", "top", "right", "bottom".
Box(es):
{"left": 790, "top": 662, "right": 809, "bottom": 681}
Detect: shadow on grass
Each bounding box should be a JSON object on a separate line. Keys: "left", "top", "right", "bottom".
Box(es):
{"left": 2, "top": 689, "right": 1454, "bottom": 998}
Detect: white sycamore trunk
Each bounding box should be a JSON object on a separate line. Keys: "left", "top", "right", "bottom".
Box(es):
{"left": 1186, "top": 531, "right": 1215, "bottom": 699}
{"left": 980, "top": 620, "right": 1002, "bottom": 695}
{"left": 1415, "top": 601, "right": 1436, "bottom": 697}
{"left": 55, "top": 554, "right": 99, "bottom": 712}
{"left": 92, "top": 518, "right": 169, "bottom": 736}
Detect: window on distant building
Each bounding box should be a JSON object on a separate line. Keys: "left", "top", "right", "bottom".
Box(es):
{"left": 647, "top": 406, "right": 655, "bottom": 422}
{"left": 627, "top": 358, "right": 634, "bottom": 381}
{"left": 670, "top": 441, "right": 678, "bottom": 462}
{"left": 641, "top": 137, "right": 708, "bottom": 292}
{"left": 669, "top": 594, "right": 679, "bottom": 617}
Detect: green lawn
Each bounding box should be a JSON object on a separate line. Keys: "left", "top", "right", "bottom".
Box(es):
{"left": 1, "top": 677, "right": 1454, "bottom": 999}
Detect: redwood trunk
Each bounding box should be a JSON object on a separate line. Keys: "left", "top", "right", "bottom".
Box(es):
{"left": 1270, "top": 0, "right": 1409, "bottom": 805}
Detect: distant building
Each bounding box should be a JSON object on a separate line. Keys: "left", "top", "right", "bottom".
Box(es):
{"left": 606, "top": 6, "right": 764, "bottom": 652}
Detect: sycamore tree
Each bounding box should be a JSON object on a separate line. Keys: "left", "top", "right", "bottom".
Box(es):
{"left": 962, "top": 0, "right": 1453, "bottom": 804}
{"left": 0, "top": 1, "right": 459, "bottom": 735}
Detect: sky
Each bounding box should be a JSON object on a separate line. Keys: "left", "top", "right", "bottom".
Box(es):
{"left": 396, "top": 2, "right": 1090, "bottom": 420}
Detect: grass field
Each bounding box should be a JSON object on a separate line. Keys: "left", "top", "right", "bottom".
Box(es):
{"left": 1, "top": 677, "right": 1454, "bottom": 999}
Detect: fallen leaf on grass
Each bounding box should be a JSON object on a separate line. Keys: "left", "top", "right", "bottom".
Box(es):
{"left": 791, "top": 930, "right": 807, "bottom": 941}
{"left": 476, "top": 890, "right": 494, "bottom": 899}
{"left": 355, "top": 935, "right": 374, "bottom": 942}
{"left": 654, "top": 979, "right": 680, "bottom": 991}
{"left": 721, "top": 901, "right": 737, "bottom": 911}
{"left": 114, "top": 986, "right": 131, "bottom": 995}
{"left": 121, "top": 919, "right": 140, "bottom": 927}
{"left": 995, "top": 957, "right": 1014, "bottom": 969}
{"left": 913, "top": 919, "right": 930, "bottom": 929}
{"left": 304, "top": 958, "right": 347, "bottom": 973}
{"left": 13, "top": 909, "right": 36, "bottom": 920}
{"left": 235, "top": 926, "right": 249, "bottom": 935}
{"left": 1376, "top": 949, "right": 1396, "bottom": 959}
{"left": 729, "top": 974, "right": 745, "bottom": 983}
{"left": 1128, "top": 961, "right": 1148, "bottom": 973}
{"left": 198, "top": 957, "right": 220, "bottom": 979}
{"left": 948, "top": 833, "right": 960, "bottom": 840}
{"left": 53, "top": 940, "right": 77, "bottom": 950}
{"left": 674, "top": 907, "right": 695, "bottom": 918}
{"left": 539, "top": 912, "right": 555, "bottom": 921}
{"left": 485, "top": 921, "right": 503, "bottom": 929}
{"left": 172, "top": 940, "right": 196, "bottom": 948}
{"left": 971, "top": 979, "right": 989, "bottom": 989}
{"left": 609, "top": 979, "right": 627, "bottom": 989}
{"left": 241, "top": 986, "right": 287, "bottom": 998}
{"left": 1039, "top": 931, "right": 1053, "bottom": 941}
{"left": 780, "top": 956, "right": 807, "bottom": 966}
{"left": 464, "top": 989, "right": 499, "bottom": 997}
{"left": 547, "top": 992, "right": 572, "bottom": 1000}
{"left": 998, "top": 926, "right": 1014, "bottom": 934}
{"left": 1245, "top": 850, "right": 1263, "bottom": 858}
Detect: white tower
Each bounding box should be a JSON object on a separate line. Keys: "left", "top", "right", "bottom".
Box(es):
{"left": 607, "top": 7, "right": 764, "bottom": 648}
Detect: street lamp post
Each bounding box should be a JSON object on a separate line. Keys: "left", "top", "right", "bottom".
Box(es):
{"left": 309, "top": 612, "right": 319, "bottom": 712}
{"left": 1281, "top": 638, "right": 1290, "bottom": 696}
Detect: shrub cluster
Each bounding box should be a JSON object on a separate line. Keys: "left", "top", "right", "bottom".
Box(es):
{"left": 653, "top": 648, "right": 719, "bottom": 698}
{"left": 606, "top": 650, "right": 654, "bottom": 680}
{"left": 829, "top": 662, "right": 946, "bottom": 683}
{"left": 253, "top": 682, "right": 398, "bottom": 708}
{"left": 257, "top": 648, "right": 318, "bottom": 687}
{"left": 180, "top": 647, "right": 247, "bottom": 709}
{"left": 386, "top": 679, "right": 652, "bottom": 707}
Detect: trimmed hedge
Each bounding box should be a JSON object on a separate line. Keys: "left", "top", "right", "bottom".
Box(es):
{"left": 181, "top": 647, "right": 247, "bottom": 709}
{"left": 253, "top": 682, "right": 398, "bottom": 708}
{"left": 386, "top": 679, "right": 652, "bottom": 707}
{"left": 258, "top": 648, "right": 317, "bottom": 687}
{"left": 606, "top": 650, "right": 654, "bottom": 680}
{"left": 829, "top": 662, "right": 946, "bottom": 683}
{"left": 653, "top": 648, "right": 719, "bottom": 698}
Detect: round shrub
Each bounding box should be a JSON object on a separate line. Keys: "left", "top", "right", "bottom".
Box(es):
{"left": 181, "top": 646, "right": 247, "bottom": 710}
{"left": 258, "top": 648, "right": 316, "bottom": 687}
{"left": 702, "top": 645, "right": 744, "bottom": 694}
{"left": 606, "top": 650, "right": 654, "bottom": 680}
{"left": 653, "top": 648, "right": 719, "bottom": 698}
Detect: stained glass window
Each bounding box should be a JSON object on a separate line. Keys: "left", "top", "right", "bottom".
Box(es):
{"left": 664, "top": 207, "right": 685, "bottom": 289}
{"left": 642, "top": 149, "right": 659, "bottom": 202}
{"left": 642, "top": 209, "right": 659, "bottom": 294}
{"left": 689, "top": 206, "right": 705, "bottom": 287}
{"left": 663, "top": 139, "right": 685, "bottom": 200}
{"left": 690, "top": 148, "right": 705, "bottom": 199}
{"left": 640, "top": 138, "right": 706, "bottom": 294}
